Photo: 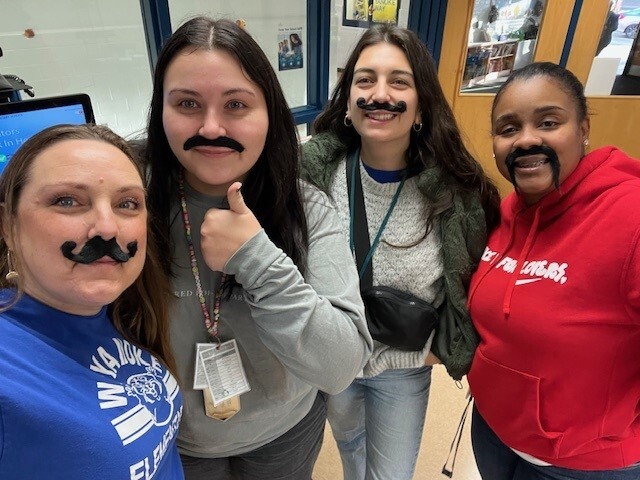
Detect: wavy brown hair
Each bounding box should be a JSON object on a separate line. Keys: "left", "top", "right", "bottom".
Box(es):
{"left": 0, "top": 124, "right": 177, "bottom": 375}
{"left": 314, "top": 24, "right": 500, "bottom": 231}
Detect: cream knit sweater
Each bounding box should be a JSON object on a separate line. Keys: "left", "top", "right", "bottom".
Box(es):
{"left": 330, "top": 158, "right": 445, "bottom": 377}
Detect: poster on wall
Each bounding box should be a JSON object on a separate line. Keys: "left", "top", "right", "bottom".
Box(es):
{"left": 278, "top": 27, "right": 304, "bottom": 71}
{"left": 343, "top": 0, "right": 400, "bottom": 28}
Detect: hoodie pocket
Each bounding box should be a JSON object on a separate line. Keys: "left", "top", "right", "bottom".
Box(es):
{"left": 469, "top": 349, "right": 565, "bottom": 459}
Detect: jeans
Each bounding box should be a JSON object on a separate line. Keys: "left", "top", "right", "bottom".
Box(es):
{"left": 180, "top": 392, "right": 326, "bottom": 480}
{"left": 326, "top": 366, "right": 432, "bottom": 480}
{"left": 471, "top": 406, "right": 640, "bottom": 480}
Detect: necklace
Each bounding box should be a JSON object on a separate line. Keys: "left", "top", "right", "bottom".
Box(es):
{"left": 178, "top": 170, "right": 225, "bottom": 345}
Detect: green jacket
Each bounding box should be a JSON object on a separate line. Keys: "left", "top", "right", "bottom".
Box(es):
{"left": 300, "top": 132, "right": 487, "bottom": 380}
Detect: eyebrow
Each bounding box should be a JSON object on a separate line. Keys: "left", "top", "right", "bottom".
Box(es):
{"left": 494, "top": 105, "right": 568, "bottom": 123}
{"left": 354, "top": 67, "right": 414, "bottom": 77}
{"left": 41, "top": 183, "right": 145, "bottom": 193}
{"left": 166, "top": 87, "right": 256, "bottom": 97}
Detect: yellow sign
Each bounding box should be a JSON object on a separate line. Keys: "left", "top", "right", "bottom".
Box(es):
{"left": 372, "top": 0, "right": 399, "bottom": 24}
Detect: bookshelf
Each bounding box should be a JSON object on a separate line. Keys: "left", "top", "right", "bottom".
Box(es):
{"left": 462, "top": 40, "right": 518, "bottom": 89}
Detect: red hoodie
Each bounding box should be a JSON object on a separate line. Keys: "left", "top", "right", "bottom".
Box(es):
{"left": 467, "top": 146, "right": 640, "bottom": 470}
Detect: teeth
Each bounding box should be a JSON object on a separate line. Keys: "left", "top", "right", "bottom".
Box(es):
{"left": 367, "top": 113, "right": 394, "bottom": 121}
{"left": 516, "top": 159, "right": 547, "bottom": 168}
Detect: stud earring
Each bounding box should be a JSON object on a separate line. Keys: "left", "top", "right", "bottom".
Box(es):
{"left": 344, "top": 113, "right": 353, "bottom": 127}
{"left": 5, "top": 250, "right": 18, "bottom": 282}
{"left": 583, "top": 138, "right": 589, "bottom": 147}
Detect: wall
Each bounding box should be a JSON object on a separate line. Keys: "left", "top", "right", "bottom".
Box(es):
{"left": 0, "top": 0, "right": 152, "bottom": 137}
{"left": 168, "top": 1, "right": 307, "bottom": 110}
{"left": 328, "top": 0, "right": 410, "bottom": 95}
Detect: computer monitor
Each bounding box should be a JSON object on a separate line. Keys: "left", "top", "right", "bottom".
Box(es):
{"left": 0, "top": 93, "right": 94, "bottom": 175}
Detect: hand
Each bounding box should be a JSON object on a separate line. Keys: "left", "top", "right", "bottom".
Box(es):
{"left": 200, "top": 182, "right": 262, "bottom": 272}
{"left": 424, "top": 351, "right": 441, "bottom": 366}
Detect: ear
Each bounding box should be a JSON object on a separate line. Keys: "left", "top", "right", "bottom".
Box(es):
{"left": 415, "top": 111, "right": 422, "bottom": 126}
{"left": 580, "top": 117, "right": 590, "bottom": 142}
{"left": 0, "top": 203, "right": 15, "bottom": 251}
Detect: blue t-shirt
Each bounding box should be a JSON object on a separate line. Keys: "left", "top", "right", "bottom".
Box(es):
{"left": 0, "top": 293, "right": 184, "bottom": 479}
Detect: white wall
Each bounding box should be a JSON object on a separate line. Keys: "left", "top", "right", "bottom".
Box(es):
{"left": 0, "top": 0, "right": 152, "bottom": 137}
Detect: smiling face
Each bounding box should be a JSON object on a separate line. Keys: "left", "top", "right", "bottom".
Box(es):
{"left": 348, "top": 42, "right": 421, "bottom": 151}
{"left": 492, "top": 76, "right": 589, "bottom": 205}
{"left": 8, "top": 139, "right": 147, "bottom": 315}
{"left": 162, "top": 48, "right": 269, "bottom": 196}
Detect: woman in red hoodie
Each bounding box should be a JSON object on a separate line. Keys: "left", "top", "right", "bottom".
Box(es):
{"left": 467, "top": 62, "right": 640, "bottom": 479}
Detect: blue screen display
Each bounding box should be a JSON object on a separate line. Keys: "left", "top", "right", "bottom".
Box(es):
{"left": 0, "top": 104, "right": 87, "bottom": 175}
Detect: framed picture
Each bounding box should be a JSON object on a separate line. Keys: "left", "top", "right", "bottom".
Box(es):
{"left": 342, "top": 0, "right": 401, "bottom": 28}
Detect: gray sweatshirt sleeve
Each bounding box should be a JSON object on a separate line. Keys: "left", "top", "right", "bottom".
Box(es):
{"left": 223, "top": 185, "right": 373, "bottom": 394}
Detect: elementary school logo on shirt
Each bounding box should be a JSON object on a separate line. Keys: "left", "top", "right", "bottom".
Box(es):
{"left": 90, "top": 338, "right": 180, "bottom": 444}
{"left": 481, "top": 247, "right": 569, "bottom": 285}
{"left": 89, "top": 338, "right": 181, "bottom": 478}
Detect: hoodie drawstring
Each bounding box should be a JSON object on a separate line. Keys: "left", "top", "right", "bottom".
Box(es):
{"left": 502, "top": 206, "right": 542, "bottom": 316}
{"left": 441, "top": 391, "right": 473, "bottom": 477}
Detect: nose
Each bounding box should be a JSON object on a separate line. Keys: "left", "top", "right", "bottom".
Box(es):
{"left": 370, "top": 81, "right": 391, "bottom": 104}
{"left": 87, "top": 204, "right": 119, "bottom": 241}
{"left": 512, "top": 125, "right": 543, "bottom": 151}
{"left": 198, "top": 108, "right": 227, "bottom": 139}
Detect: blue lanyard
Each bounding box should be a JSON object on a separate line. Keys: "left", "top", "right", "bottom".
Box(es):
{"left": 348, "top": 150, "right": 406, "bottom": 279}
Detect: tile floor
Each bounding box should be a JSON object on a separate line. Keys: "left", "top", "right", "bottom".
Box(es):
{"left": 313, "top": 366, "right": 481, "bottom": 480}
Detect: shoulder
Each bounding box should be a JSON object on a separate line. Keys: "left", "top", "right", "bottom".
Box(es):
{"left": 300, "top": 132, "right": 348, "bottom": 189}
{"left": 299, "top": 179, "right": 336, "bottom": 213}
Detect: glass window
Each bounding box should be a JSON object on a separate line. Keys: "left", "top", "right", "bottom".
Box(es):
{"left": 586, "top": 0, "right": 640, "bottom": 95}
{"left": 461, "top": 0, "right": 547, "bottom": 93}
{"left": 0, "top": 0, "right": 152, "bottom": 137}
{"left": 167, "top": 1, "right": 308, "bottom": 109}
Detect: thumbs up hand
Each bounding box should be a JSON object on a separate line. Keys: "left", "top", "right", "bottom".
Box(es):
{"left": 200, "top": 182, "right": 262, "bottom": 272}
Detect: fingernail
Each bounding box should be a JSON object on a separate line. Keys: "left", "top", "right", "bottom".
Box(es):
{"left": 237, "top": 183, "right": 242, "bottom": 194}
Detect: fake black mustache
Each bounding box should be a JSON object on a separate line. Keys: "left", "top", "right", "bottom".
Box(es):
{"left": 356, "top": 97, "right": 407, "bottom": 113}
{"left": 61, "top": 237, "right": 138, "bottom": 264}
{"left": 183, "top": 135, "right": 245, "bottom": 153}
{"left": 505, "top": 145, "right": 560, "bottom": 190}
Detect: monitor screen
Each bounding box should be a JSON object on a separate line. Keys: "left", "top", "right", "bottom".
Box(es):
{"left": 0, "top": 94, "right": 94, "bottom": 175}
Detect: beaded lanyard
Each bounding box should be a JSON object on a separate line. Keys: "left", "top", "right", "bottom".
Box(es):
{"left": 178, "top": 170, "right": 226, "bottom": 347}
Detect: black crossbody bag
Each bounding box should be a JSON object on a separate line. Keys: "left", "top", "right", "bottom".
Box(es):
{"left": 347, "top": 150, "right": 438, "bottom": 351}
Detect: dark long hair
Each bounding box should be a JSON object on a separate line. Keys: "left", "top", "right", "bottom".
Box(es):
{"left": 144, "top": 17, "right": 308, "bottom": 276}
{"left": 0, "top": 124, "right": 176, "bottom": 375}
{"left": 314, "top": 24, "right": 500, "bottom": 231}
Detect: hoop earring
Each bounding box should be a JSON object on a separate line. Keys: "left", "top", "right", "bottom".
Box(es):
{"left": 6, "top": 250, "right": 18, "bottom": 282}
{"left": 344, "top": 114, "right": 353, "bottom": 127}
{"left": 412, "top": 122, "right": 423, "bottom": 132}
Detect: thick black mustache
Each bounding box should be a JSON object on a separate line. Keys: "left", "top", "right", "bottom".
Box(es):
{"left": 505, "top": 145, "right": 560, "bottom": 190}
{"left": 356, "top": 97, "right": 407, "bottom": 113}
{"left": 61, "top": 237, "right": 138, "bottom": 264}
{"left": 183, "top": 135, "right": 245, "bottom": 153}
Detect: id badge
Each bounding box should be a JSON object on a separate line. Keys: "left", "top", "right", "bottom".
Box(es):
{"left": 196, "top": 340, "right": 250, "bottom": 405}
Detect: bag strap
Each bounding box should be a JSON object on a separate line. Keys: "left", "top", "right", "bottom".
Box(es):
{"left": 347, "top": 149, "right": 374, "bottom": 290}
{"left": 347, "top": 149, "right": 406, "bottom": 290}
